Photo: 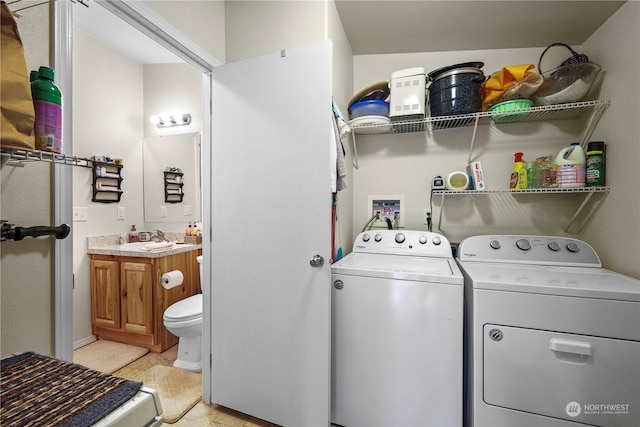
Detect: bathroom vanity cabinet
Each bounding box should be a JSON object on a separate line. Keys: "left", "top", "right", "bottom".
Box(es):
{"left": 89, "top": 248, "right": 201, "bottom": 353}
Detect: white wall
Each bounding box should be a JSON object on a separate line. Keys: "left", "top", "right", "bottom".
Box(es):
{"left": 1, "top": 2, "right": 54, "bottom": 358}
{"left": 72, "top": 33, "right": 205, "bottom": 346}
{"left": 581, "top": 1, "right": 640, "bottom": 278}
{"left": 72, "top": 29, "right": 146, "bottom": 345}
{"left": 145, "top": 0, "right": 226, "bottom": 63}
{"left": 327, "top": 0, "right": 355, "bottom": 256}
{"left": 143, "top": 63, "right": 203, "bottom": 138}
{"left": 225, "top": 0, "right": 325, "bottom": 63}
{"left": 224, "top": 0, "right": 355, "bottom": 257}
{"left": 350, "top": 3, "right": 639, "bottom": 280}
{"left": 352, "top": 48, "right": 589, "bottom": 240}
{"left": 3, "top": 0, "right": 223, "bottom": 355}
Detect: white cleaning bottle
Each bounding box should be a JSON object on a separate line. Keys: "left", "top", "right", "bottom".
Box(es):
{"left": 555, "top": 142, "right": 586, "bottom": 188}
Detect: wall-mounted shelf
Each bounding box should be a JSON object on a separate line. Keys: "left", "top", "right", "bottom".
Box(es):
{"left": 164, "top": 171, "right": 184, "bottom": 203}
{"left": 92, "top": 162, "right": 123, "bottom": 203}
{"left": 432, "top": 186, "right": 610, "bottom": 234}
{"left": 348, "top": 100, "right": 610, "bottom": 169}
{"left": 1, "top": 147, "right": 92, "bottom": 168}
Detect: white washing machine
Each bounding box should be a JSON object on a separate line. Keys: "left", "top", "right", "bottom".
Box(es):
{"left": 331, "top": 230, "right": 464, "bottom": 427}
{"left": 456, "top": 235, "right": 640, "bottom": 427}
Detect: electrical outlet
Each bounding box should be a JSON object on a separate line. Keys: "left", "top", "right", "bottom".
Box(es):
{"left": 73, "top": 207, "right": 88, "bottom": 222}
{"left": 423, "top": 208, "right": 431, "bottom": 225}
{"left": 117, "top": 207, "right": 126, "bottom": 220}
{"left": 160, "top": 206, "right": 167, "bottom": 218}
{"left": 184, "top": 205, "right": 192, "bottom": 216}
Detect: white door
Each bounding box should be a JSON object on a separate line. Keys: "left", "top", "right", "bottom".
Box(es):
{"left": 208, "top": 41, "right": 333, "bottom": 426}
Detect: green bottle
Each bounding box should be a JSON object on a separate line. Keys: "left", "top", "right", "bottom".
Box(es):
{"left": 586, "top": 141, "right": 605, "bottom": 187}
{"left": 31, "top": 66, "right": 62, "bottom": 152}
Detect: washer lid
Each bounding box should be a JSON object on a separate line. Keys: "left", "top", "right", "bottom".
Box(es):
{"left": 332, "top": 253, "right": 463, "bottom": 285}
{"left": 458, "top": 262, "right": 640, "bottom": 301}
{"left": 164, "top": 294, "right": 203, "bottom": 320}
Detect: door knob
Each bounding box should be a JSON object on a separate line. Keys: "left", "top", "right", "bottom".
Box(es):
{"left": 309, "top": 254, "right": 324, "bottom": 267}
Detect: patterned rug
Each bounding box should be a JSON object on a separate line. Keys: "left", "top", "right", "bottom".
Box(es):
{"left": 134, "top": 365, "right": 202, "bottom": 423}
{"left": 74, "top": 340, "right": 149, "bottom": 374}
{"left": 0, "top": 352, "right": 142, "bottom": 427}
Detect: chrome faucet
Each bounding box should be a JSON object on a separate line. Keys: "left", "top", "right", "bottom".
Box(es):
{"left": 152, "top": 230, "right": 168, "bottom": 242}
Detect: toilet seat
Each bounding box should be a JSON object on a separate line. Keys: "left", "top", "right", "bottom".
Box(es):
{"left": 164, "top": 294, "right": 202, "bottom": 322}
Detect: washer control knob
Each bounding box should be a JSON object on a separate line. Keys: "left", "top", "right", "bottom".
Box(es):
{"left": 374, "top": 234, "right": 382, "bottom": 242}
{"left": 566, "top": 242, "right": 580, "bottom": 253}
{"left": 362, "top": 233, "right": 370, "bottom": 242}
{"left": 395, "top": 233, "right": 405, "bottom": 244}
{"left": 419, "top": 235, "right": 428, "bottom": 244}
{"left": 548, "top": 241, "right": 561, "bottom": 252}
{"left": 490, "top": 240, "right": 501, "bottom": 250}
{"left": 432, "top": 236, "right": 441, "bottom": 245}
{"left": 516, "top": 239, "right": 531, "bottom": 251}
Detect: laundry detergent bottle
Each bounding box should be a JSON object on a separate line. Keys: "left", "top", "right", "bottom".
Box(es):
{"left": 555, "top": 142, "right": 586, "bottom": 188}
{"left": 509, "top": 152, "right": 527, "bottom": 189}
{"left": 31, "top": 66, "right": 62, "bottom": 152}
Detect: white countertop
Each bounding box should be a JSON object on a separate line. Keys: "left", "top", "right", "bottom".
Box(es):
{"left": 87, "top": 234, "right": 201, "bottom": 258}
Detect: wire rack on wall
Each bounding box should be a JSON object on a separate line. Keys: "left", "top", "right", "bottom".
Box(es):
{"left": 348, "top": 99, "right": 610, "bottom": 169}
{"left": 1, "top": 148, "right": 93, "bottom": 168}
{"left": 350, "top": 100, "right": 610, "bottom": 135}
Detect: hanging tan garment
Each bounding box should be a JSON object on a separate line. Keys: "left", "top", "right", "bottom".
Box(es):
{"left": 1, "top": 1, "right": 35, "bottom": 150}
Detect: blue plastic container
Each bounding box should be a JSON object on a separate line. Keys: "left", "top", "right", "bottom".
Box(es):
{"left": 348, "top": 100, "right": 390, "bottom": 119}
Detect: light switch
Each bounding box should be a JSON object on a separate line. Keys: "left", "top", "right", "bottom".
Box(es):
{"left": 184, "top": 205, "right": 192, "bottom": 216}
{"left": 160, "top": 206, "right": 167, "bottom": 218}
{"left": 73, "top": 207, "right": 88, "bottom": 222}
{"left": 117, "top": 207, "right": 126, "bottom": 220}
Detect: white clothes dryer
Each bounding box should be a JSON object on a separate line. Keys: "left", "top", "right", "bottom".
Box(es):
{"left": 331, "top": 230, "right": 464, "bottom": 427}
{"left": 456, "top": 235, "right": 640, "bottom": 427}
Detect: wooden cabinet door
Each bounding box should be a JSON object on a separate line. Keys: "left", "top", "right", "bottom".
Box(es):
{"left": 120, "top": 261, "right": 153, "bottom": 334}
{"left": 90, "top": 259, "right": 121, "bottom": 329}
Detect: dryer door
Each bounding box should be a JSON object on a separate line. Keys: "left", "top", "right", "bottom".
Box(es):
{"left": 483, "top": 324, "right": 640, "bottom": 426}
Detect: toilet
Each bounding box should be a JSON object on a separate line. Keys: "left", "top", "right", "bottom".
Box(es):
{"left": 163, "top": 255, "right": 204, "bottom": 372}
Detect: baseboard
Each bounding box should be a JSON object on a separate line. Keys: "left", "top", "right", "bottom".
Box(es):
{"left": 73, "top": 335, "right": 97, "bottom": 350}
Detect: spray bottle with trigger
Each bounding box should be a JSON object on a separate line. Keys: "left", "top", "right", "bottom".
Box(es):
{"left": 509, "top": 152, "right": 528, "bottom": 189}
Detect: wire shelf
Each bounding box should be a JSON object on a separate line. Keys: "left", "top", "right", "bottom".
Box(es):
{"left": 432, "top": 186, "right": 610, "bottom": 234}
{"left": 1, "top": 148, "right": 93, "bottom": 168}
{"left": 349, "top": 100, "right": 610, "bottom": 134}
{"left": 432, "top": 187, "right": 610, "bottom": 196}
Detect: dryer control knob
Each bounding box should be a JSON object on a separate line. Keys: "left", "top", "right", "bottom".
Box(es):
{"left": 419, "top": 235, "right": 428, "bottom": 244}
{"left": 548, "top": 241, "right": 561, "bottom": 252}
{"left": 374, "top": 234, "right": 382, "bottom": 242}
{"left": 432, "top": 236, "right": 441, "bottom": 245}
{"left": 395, "top": 233, "right": 405, "bottom": 243}
{"left": 362, "top": 233, "right": 370, "bottom": 242}
{"left": 516, "top": 239, "right": 531, "bottom": 251}
{"left": 490, "top": 240, "right": 501, "bottom": 250}
{"left": 566, "top": 242, "right": 580, "bottom": 253}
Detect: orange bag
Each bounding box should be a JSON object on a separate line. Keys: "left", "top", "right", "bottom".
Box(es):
{"left": 482, "top": 64, "right": 543, "bottom": 111}
{"left": 1, "top": 2, "right": 35, "bottom": 150}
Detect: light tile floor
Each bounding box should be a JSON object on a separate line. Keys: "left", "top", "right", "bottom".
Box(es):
{"left": 113, "top": 346, "right": 280, "bottom": 427}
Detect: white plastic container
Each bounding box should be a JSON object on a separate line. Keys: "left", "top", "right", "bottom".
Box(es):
{"left": 389, "top": 67, "right": 426, "bottom": 121}
{"left": 555, "top": 142, "right": 586, "bottom": 188}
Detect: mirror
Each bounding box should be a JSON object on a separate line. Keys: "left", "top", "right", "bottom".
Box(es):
{"left": 143, "top": 132, "right": 201, "bottom": 223}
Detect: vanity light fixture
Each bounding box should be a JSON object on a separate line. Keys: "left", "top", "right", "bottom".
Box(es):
{"left": 149, "top": 113, "right": 192, "bottom": 128}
